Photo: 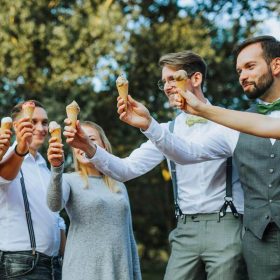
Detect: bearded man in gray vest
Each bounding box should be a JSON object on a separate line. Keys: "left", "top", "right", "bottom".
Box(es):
{"left": 117, "top": 36, "right": 280, "bottom": 280}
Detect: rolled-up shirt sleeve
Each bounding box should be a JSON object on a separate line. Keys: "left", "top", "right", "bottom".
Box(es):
{"left": 142, "top": 117, "right": 239, "bottom": 164}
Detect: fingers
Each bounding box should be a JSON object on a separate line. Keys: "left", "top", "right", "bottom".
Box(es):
{"left": 47, "top": 141, "right": 64, "bottom": 166}
{"left": 64, "top": 118, "right": 72, "bottom": 126}
{"left": 117, "top": 104, "right": 126, "bottom": 116}
{"left": 117, "top": 97, "right": 125, "bottom": 108}
{"left": 119, "top": 111, "right": 127, "bottom": 121}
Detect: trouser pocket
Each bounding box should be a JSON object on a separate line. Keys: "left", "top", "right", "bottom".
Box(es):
{"left": 1, "top": 252, "right": 38, "bottom": 278}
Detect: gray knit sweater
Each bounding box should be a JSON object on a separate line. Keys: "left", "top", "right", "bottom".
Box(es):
{"left": 47, "top": 165, "right": 141, "bottom": 280}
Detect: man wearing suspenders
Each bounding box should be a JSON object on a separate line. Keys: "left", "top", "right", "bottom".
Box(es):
{"left": 63, "top": 51, "right": 247, "bottom": 280}
{"left": 0, "top": 100, "right": 65, "bottom": 280}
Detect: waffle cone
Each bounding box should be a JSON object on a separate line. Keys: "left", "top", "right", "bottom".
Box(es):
{"left": 117, "top": 84, "right": 128, "bottom": 109}
{"left": 23, "top": 106, "right": 35, "bottom": 121}
{"left": 1, "top": 122, "right": 12, "bottom": 134}
{"left": 50, "top": 128, "right": 62, "bottom": 143}
{"left": 66, "top": 107, "right": 79, "bottom": 128}
{"left": 176, "top": 80, "right": 187, "bottom": 107}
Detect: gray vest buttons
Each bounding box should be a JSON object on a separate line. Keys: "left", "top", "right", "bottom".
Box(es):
{"left": 268, "top": 184, "right": 272, "bottom": 188}
{"left": 269, "top": 168, "right": 274, "bottom": 173}
{"left": 269, "top": 199, "right": 273, "bottom": 203}
{"left": 265, "top": 215, "right": 270, "bottom": 219}
{"left": 270, "top": 153, "right": 276, "bottom": 158}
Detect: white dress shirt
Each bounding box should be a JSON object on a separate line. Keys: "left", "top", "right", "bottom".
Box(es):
{"left": 91, "top": 112, "right": 244, "bottom": 214}
{"left": 144, "top": 105, "right": 280, "bottom": 166}
{"left": 0, "top": 144, "right": 65, "bottom": 256}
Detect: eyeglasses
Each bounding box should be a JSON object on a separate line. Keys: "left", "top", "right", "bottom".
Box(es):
{"left": 157, "top": 71, "right": 195, "bottom": 91}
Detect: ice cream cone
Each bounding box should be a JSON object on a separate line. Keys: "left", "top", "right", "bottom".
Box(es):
{"left": 174, "top": 70, "right": 188, "bottom": 107}
{"left": 116, "top": 75, "right": 129, "bottom": 110}
{"left": 1, "top": 117, "right": 12, "bottom": 134}
{"left": 49, "top": 121, "right": 62, "bottom": 143}
{"left": 22, "top": 101, "right": 35, "bottom": 121}
{"left": 66, "top": 101, "right": 80, "bottom": 128}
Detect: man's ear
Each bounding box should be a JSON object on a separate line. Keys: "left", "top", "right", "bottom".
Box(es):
{"left": 190, "top": 72, "right": 203, "bottom": 88}
{"left": 271, "top": 57, "right": 280, "bottom": 76}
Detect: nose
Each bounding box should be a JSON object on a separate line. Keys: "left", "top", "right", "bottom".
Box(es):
{"left": 35, "top": 122, "right": 44, "bottom": 131}
{"left": 239, "top": 70, "right": 248, "bottom": 85}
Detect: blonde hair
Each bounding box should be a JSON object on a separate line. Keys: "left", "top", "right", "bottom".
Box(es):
{"left": 72, "top": 121, "right": 118, "bottom": 192}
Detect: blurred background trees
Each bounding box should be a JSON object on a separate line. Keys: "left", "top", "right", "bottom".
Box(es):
{"left": 0, "top": 0, "right": 279, "bottom": 278}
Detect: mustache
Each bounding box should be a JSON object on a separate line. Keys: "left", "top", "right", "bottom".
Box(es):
{"left": 242, "top": 81, "right": 255, "bottom": 87}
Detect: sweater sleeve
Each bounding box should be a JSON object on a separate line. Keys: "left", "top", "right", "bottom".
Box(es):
{"left": 47, "top": 164, "right": 70, "bottom": 212}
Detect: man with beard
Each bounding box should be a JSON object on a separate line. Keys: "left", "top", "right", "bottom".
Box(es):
{"left": 114, "top": 35, "right": 279, "bottom": 280}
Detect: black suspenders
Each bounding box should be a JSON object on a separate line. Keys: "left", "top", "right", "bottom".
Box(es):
{"left": 20, "top": 169, "right": 37, "bottom": 255}
{"left": 219, "top": 157, "right": 239, "bottom": 218}
{"left": 168, "top": 119, "right": 239, "bottom": 219}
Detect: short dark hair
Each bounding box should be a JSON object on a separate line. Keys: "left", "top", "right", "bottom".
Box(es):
{"left": 233, "top": 35, "right": 280, "bottom": 64}
{"left": 11, "top": 100, "right": 45, "bottom": 120}
{"left": 159, "top": 51, "right": 207, "bottom": 87}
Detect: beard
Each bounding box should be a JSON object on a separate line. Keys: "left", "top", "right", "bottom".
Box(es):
{"left": 243, "top": 68, "right": 274, "bottom": 100}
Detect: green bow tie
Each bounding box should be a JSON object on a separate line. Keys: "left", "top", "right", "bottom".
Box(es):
{"left": 186, "top": 116, "right": 208, "bottom": 126}
{"left": 257, "top": 99, "right": 280, "bottom": 114}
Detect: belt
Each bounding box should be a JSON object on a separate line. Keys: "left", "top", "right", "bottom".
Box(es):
{"left": 178, "top": 212, "right": 243, "bottom": 222}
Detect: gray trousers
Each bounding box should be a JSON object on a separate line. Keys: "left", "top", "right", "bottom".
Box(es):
{"left": 164, "top": 213, "right": 247, "bottom": 280}
{"left": 243, "top": 223, "right": 280, "bottom": 280}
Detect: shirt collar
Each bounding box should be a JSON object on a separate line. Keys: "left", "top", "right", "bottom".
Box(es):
{"left": 10, "top": 142, "right": 47, "bottom": 166}
{"left": 257, "top": 97, "right": 280, "bottom": 105}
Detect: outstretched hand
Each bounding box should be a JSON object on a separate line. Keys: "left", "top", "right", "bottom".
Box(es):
{"left": 178, "top": 89, "right": 205, "bottom": 115}
{"left": 47, "top": 138, "right": 64, "bottom": 167}
{"left": 63, "top": 119, "right": 97, "bottom": 158}
{"left": 15, "top": 117, "right": 34, "bottom": 155}
{"left": 117, "top": 95, "right": 152, "bottom": 131}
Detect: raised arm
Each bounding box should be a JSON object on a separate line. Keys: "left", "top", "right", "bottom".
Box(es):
{"left": 63, "top": 119, "right": 164, "bottom": 182}
{"left": 0, "top": 117, "right": 33, "bottom": 180}
{"left": 117, "top": 95, "right": 235, "bottom": 164}
{"left": 47, "top": 137, "right": 69, "bottom": 211}
{"left": 180, "top": 90, "right": 280, "bottom": 139}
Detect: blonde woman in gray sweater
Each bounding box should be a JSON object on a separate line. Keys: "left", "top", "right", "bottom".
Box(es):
{"left": 47, "top": 121, "right": 141, "bottom": 280}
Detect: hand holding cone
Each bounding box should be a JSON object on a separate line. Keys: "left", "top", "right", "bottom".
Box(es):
{"left": 116, "top": 74, "right": 129, "bottom": 110}
{"left": 66, "top": 101, "right": 80, "bottom": 128}
{"left": 22, "top": 101, "right": 35, "bottom": 121}
{"left": 174, "top": 70, "right": 188, "bottom": 107}
{"left": 49, "top": 121, "right": 62, "bottom": 143}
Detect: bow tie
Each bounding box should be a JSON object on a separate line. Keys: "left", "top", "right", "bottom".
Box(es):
{"left": 186, "top": 116, "right": 208, "bottom": 126}
{"left": 257, "top": 99, "right": 280, "bottom": 114}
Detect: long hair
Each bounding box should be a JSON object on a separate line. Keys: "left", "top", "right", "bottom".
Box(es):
{"left": 72, "top": 121, "right": 118, "bottom": 192}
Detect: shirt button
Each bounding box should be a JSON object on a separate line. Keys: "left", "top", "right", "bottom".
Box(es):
{"left": 269, "top": 168, "right": 274, "bottom": 173}
{"left": 270, "top": 154, "right": 275, "bottom": 158}
{"left": 268, "top": 184, "right": 272, "bottom": 188}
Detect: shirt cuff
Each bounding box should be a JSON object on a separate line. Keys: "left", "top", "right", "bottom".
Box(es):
{"left": 141, "top": 118, "right": 164, "bottom": 142}
{"left": 0, "top": 176, "right": 12, "bottom": 185}
{"left": 88, "top": 145, "right": 109, "bottom": 167}
{"left": 51, "top": 164, "right": 64, "bottom": 174}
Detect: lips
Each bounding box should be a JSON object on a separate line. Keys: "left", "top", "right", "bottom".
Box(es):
{"left": 242, "top": 82, "right": 255, "bottom": 90}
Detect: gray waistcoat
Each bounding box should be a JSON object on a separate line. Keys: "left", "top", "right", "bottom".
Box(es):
{"left": 234, "top": 104, "right": 280, "bottom": 239}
